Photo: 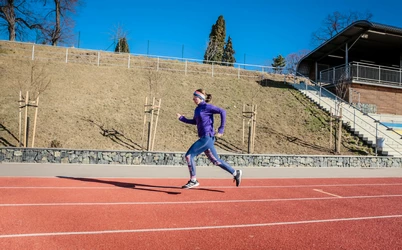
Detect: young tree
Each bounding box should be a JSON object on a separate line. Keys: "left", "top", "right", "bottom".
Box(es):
{"left": 311, "top": 10, "right": 373, "bottom": 46}
{"left": 222, "top": 36, "right": 235, "bottom": 66}
{"left": 0, "top": 0, "right": 42, "bottom": 41}
{"left": 115, "top": 37, "right": 129, "bottom": 53}
{"left": 271, "top": 55, "right": 286, "bottom": 73}
{"left": 41, "top": 0, "right": 81, "bottom": 46}
{"left": 203, "top": 15, "right": 226, "bottom": 64}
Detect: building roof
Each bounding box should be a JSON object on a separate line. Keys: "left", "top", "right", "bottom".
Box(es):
{"left": 297, "top": 20, "right": 402, "bottom": 77}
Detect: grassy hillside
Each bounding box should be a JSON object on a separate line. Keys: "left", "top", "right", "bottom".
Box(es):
{"left": 0, "top": 44, "right": 373, "bottom": 155}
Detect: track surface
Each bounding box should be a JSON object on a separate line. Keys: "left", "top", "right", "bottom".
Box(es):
{"left": 1, "top": 172, "right": 401, "bottom": 250}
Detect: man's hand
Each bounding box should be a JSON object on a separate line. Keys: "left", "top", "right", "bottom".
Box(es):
{"left": 216, "top": 133, "right": 223, "bottom": 138}
{"left": 176, "top": 113, "right": 182, "bottom": 119}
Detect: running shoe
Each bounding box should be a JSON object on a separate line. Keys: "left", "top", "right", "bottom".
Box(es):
{"left": 234, "top": 170, "right": 242, "bottom": 187}
{"left": 182, "top": 179, "right": 199, "bottom": 189}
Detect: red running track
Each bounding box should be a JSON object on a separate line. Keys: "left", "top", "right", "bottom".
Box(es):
{"left": 0, "top": 177, "right": 401, "bottom": 250}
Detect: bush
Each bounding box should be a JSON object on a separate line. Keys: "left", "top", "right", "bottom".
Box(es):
{"left": 50, "top": 139, "right": 62, "bottom": 148}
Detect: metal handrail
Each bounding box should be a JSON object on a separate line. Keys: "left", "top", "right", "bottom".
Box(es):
{"left": 295, "top": 72, "right": 402, "bottom": 155}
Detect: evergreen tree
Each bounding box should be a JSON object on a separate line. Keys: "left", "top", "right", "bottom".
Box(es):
{"left": 203, "top": 15, "right": 226, "bottom": 64}
{"left": 222, "top": 36, "right": 236, "bottom": 66}
{"left": 115, "top": 37, "right": 130, "bottom": 53}
{"left": 271, "top": 55, "right": 286, "bottom": 73}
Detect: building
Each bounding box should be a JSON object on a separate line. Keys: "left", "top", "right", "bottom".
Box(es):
{"left": 297, "top": 20, "right": 402, "bottom": 116}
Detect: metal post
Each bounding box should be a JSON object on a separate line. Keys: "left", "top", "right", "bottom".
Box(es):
{"left": 378, "top": 66, "right": 381, "bottom": 83}
{"left": 32, "top": 45, "right": 35, "bottom": 60}
{"left": 356, "top": 62, "right": 359, "bottom": 81}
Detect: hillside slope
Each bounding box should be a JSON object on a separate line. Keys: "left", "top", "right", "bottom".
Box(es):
{"left": 0, "top": 49, "right": 373, "bottom": 155}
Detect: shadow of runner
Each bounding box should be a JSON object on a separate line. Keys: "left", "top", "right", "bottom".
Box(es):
{"left": 56, "top": 176, "right": 225, "bottom": 194}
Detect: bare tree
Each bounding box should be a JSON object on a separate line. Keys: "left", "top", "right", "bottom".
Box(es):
{"left": 0, "top": 0, "right": 42, "bottom": 41}
{"left": 286, "top": 49, "right": 310, "bottom": 74}
{"left": 311, "top": 10, "right": 373, "bottom": 46}
{"left": 18, "top": 61, "right": 52, "bottom": 99}
{"left": 41, "top": 0, "right": 81, "bottom": 46}
{"left": 109, "top": 23, "right": 129, "bottom": 53}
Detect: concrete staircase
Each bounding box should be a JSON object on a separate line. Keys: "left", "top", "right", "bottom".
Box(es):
{"left": 291, "top": 82, "right": 402, "bottom": 157}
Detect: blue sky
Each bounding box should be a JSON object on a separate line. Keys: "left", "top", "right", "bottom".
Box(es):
{"left": 2, "top": 0, "right": 402, "bottom": 66}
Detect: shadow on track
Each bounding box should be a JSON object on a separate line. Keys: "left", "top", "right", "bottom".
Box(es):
{"left": 56, "top": 176, "right": 225, "bottom": 195}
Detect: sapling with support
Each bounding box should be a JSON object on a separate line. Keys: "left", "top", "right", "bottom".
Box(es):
{"left": 242, "top": 103, "right": 257, "bottom": 154}
{"left": 141, "top": 97, "right": 162, "bottom": 151}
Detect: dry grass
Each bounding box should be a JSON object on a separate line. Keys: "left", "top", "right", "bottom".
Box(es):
{"left": 0, "top": 42, "right": 374, "bottom": 155}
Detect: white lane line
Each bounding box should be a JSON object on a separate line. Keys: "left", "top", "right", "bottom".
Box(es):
{"left": 313, "top": 189, "right": 343, "bottom": 198}
{"left": 1, "top": 183, "right": 402, "bottom": 189}
{"left": 0, "top": 214, "right": 401, "bottom": 238}
{"left": 1, "top": 194, "right": 401, "bottom": 207}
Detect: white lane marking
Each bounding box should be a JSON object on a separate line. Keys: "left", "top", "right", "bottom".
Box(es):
{"left": 0, "top": 214, "right": 401, "bottom": 238}
{"left": 1, "top": 194, "right": 401, "bottom": 207}
{"left": 313, "top": 189, "right": 343, "bottom": 198}
{"left": 1, "top": 183, "right": 402, "bottom": 189}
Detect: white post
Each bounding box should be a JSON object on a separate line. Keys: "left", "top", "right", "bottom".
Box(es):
{"left": 185, "top": 60, "right": 187, "bottom": 76}
{"left": 400, "top": 68, "right": 401, "bottom": 86}
{"left": 31, "top": 45, "right": 35, "bottom": 60}
{"left": 356, "top": 62, "right": 359, "bottom": 81}
{"left": 128, "top": 54, "right": 130, "bottom": 68}
{"left": 65, "top": 48, "right": 68, "bottom": 63}
{"left": 157, "top": 57, "right": 159, "bottom": 71}
{"left": 212, "top": 63, "right": 214, "bottom": 77}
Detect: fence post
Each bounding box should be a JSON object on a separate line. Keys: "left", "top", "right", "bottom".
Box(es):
{"left": 31, "top": 45, "right": 35, "bottom": 61}
{"left": 400, "top": 68, "right": 401, "bottom": 86}
{"left": 212, "top": 63, "right": 214, "bottom": 77}
{"left": 356, "top": 62, "right": 359, "bottom": 81}
{"left": 332, "top": 67, "right": 335, "bottom": 84}
{"left": 128, "top": 54, "right": 130, "bottom": 68}
{"left": 375, "top": 121, "right": 378, "bottom": 156}
{"left": 65, "top": 48, "right": 68, "bottom": 63}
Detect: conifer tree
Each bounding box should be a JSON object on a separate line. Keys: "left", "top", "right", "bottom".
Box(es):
{"left": 271, "top": 55, "right": 286, "bottom": 73}
{"left": 115, "top": 37, "right": 130, "bottom": 53}
{"left": 204, "top": 15, "right": 226, "bottom": 64}
{"left": 222, "top": 36, "right": 236, "bottom": 66}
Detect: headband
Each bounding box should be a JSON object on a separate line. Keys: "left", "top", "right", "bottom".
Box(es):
{"left": 193, "top": 91, "right": 205, "bottom": 100}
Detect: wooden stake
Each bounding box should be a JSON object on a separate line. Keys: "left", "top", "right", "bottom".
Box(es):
{"left": 242, "top": 103, "right": 245, "bottom": 146}
{"left": 252, "top": 105, "right": 257, "bottom": 152}
{"left": 151, "top": 99, "right": 161, "bottom": 151}
{"left": 147, "top": 97, "right": 155, "bottom": 151}
{"left": 141, "top": 97, "right": 148, "bottom": 149}
{"left": 24, "top": 91, "right": 29, "bottom": 148}
{"left": 32, "top": 95, "right": 39, "bottom": 147}
{"left": 330, "top": 107, "right": 333, "bottom": 151}
{"left": 18, "top": 91, "right": 22, "bottom": 147}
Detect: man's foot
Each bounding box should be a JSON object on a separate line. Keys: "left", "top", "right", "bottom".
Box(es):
{"left": 182, "top": 179, "right": 199, "bottom": 189}
{"left": 234, "top": 170, "right": 242, "bottom": 187}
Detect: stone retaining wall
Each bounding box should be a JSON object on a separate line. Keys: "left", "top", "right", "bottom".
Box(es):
{"left": 1, "top": 148, "right": 401, "bottom": 168}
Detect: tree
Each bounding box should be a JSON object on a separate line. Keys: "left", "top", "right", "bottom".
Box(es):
{"left": 0, "top": 0, "right": 42, "bottom": 41}
{"left": 222, "top": 36, "right": 235, "bottom": 66}
{"left": 203, "top": 15, "right": 226, "bottom": 64}
{"left": 110, "top": 23, "right": 129, "bottom": 53}
{"left": 115, "top": 37, "right": 129, "bottom": 53}
{"left": 271, "top": 55, "right": 286, "bottom": 73}
{"left": 41, "top": 0, "right": 81, "bottom": 46}
{"left": 286, "top": 49, "right": 309, "bottom": 74}
{"left": 311, "top": 10, "right": 373, "bottom": 46}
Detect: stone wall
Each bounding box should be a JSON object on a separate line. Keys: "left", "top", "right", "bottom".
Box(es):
{"left": 1, "top": 148, "right": 401, "bottom": 168}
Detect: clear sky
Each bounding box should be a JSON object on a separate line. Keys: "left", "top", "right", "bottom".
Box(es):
{"left": 3, "top": 0, "right": 402, "bottom": 66}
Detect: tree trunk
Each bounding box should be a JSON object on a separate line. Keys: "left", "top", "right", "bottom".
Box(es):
{"left": 52, "top": 0, "right": 61, "bottom": 46}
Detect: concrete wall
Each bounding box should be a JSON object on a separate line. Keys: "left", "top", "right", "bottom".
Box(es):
{"left": 1, "top": 148, "right": 401, "bottom": 168}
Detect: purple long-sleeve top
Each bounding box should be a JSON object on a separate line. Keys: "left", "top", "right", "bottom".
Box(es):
{"left": 179, "top": 102, "right": 226, "bottom": 138}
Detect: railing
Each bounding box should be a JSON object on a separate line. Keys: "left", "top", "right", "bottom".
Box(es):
{"left": 320, "top": 62, "right": 402, "bottom": 87}
{"left": 295, "top": 72, "right": 402, "bottom": 156}
{"left": 0, "top": 40, "right": 286, "bottom": 79}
